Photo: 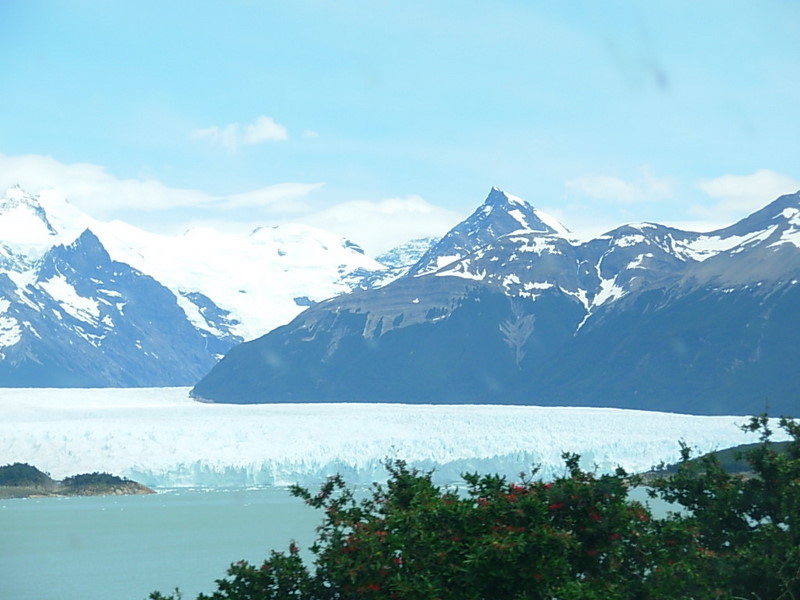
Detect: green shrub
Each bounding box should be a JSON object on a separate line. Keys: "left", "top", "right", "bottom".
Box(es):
{"left": 61, "top": 471, "right": 126, "bottom": 489}
{"left": 0, "top": 462, "right": 54, "bottom": 487}
{"left": 152, "top": 416, "right": 799, "bottom": 600}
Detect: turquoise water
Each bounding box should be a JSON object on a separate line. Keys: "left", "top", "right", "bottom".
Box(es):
{"left": 0, "top": 488, "right": 318, "bottom": 600}
{"left": 1, "top": 486, "right": 676, "bottom": 600}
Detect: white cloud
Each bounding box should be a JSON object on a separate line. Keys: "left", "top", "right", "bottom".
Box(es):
{"left": 219, "top": 183, "right": 325, "bottom": 213}
{"left": 0, "top": 153, "right": 209, "bottom": 215}
{"left": 566, "top": 175, "right": 639, "bottom": 204}
{"left": 243, "top": 116, "right": 289, "bottom": 144}
{"left": 0, "top": 153, "right": 321, "bottom": 220}
{"left": 0, "top": 153, "right": 457, "bottom": 255}
{"left": 191, "top": 115, "right": 288, "bottom": 150}
{"left": 693, "top": 169, "right": 800, "bottom": 220}
{"left": 299, "top": 196, "right": 464, "bottom": 255}
{"left": 565, "top": 169, "right": 673, "bottom": 204}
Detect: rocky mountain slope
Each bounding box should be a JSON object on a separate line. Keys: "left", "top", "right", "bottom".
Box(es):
{"left": 192, "top": 188, "right": 800, "bottom": 416}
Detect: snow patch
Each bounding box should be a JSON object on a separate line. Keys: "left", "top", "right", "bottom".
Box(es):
{"left": 175, "top": 293, "right": 224, "bottom": 337}
{"left": 436, "top": 263, "right": 487, "bottom": 281}
{"left": 614, "top": 234, "right": 647, "bottom": 248}
{"left": 40, "top": 275, "right": 100, "bottom": 324}
{"left": 683, "top": 225, "right": 779, "bottom": 261}
{"left": 0, "top": 315, "right": 21, "bottom": 348}
{"left": 532, "top": 207, "right": 570, "bottom": 236}
{"left": 505, "top": 208, "right": 538, "bottom": 232}
{"left": 524, "top": 281, "right": 554, "bottom": 291}
{"left": 509, "top": 236, "right": 562, "bottom": 255}
{"left": 626, "top": 253, "right": 654, "bottom": 270}
{"left": 593, "top": 274, "right": 625, "bottom": 306}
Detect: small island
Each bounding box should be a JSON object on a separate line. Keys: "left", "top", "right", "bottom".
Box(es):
{"left": 0, "top": 462, "right": 154, "bottom": 499}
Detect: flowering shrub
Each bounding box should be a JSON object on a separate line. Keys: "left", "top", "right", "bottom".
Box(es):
{"left": 151, "top": 416, "right": 799, "bottom": 600}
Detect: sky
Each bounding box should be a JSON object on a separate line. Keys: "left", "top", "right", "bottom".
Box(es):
{"left": 1, "top": 1, "right": 799, "bottom": 254}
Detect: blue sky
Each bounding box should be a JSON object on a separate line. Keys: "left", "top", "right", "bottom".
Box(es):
{"left": 1, "top": 1, "right": 798, "bottom": 253}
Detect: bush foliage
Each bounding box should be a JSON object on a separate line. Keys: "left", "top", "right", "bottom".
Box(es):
{"left": 0, "top": 462, "right": 54, "bottom": 487}
{"left": 152, "top": 416, "right": 799, "bottom": 600}
{"left": 61, "top": 471, "right": 126, "bottom": 489}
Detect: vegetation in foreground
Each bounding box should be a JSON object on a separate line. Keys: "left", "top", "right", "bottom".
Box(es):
{"left": 150, "top": 416, "right": 799, "bottom": 600}
{"left": 0, "top": 463, "right": 153, "bottom": 498}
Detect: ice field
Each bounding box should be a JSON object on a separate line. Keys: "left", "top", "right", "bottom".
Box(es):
{"left": 0, "top": 387, "right": 783, "bottom": 488}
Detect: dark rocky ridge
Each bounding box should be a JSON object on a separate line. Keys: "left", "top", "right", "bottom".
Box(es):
{"left": 192, "top": 189, "right": 800, "bottom": 416}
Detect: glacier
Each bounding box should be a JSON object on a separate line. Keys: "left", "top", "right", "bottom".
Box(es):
{"left": 0, "top": 387, "right": 786, "bottom": 489}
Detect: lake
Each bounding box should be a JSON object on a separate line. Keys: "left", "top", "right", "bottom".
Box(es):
{"left": 1, "top": 487, "right": 318, "bottom": 600}
{"left": 1, "top": 486, "right": 673, "bottom": 600}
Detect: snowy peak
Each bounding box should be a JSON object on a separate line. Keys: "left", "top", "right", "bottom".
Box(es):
{"left": 409, "top": 188, "right": 568, "bottom": 276}
{"left": 36, "top": 229, "right": 111, "bottom": 282}
{"left": 714, "top": 191, "right": 800, "bottom": 239}
{"left": 679, "top": 191, "right": 800, "bottom": 262}
{"left": 484, "top": 187, "right": 569, "bottom": 235}
{"left": 478, "top": 187, "right": 567, "bottom": 236}
{"left": 714, "top": 191, "right": 800, "bottom": 251}
{"left": 246, "top": 223, "right": 371, "bottom": 263}
{"left": 0, "top": 185, "right": 59, "bottom": 244}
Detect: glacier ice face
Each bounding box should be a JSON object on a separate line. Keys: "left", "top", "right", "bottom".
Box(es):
{"left": 0, "top": 387, "right": 786, "bottom": 489}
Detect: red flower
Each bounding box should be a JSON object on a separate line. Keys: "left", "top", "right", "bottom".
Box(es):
{"left": 548, "top": 502, "right": 564, "bottom": 510}
{"left": 608, "top": 532, "right": 621, "bottom": 541}
{"left": 589, "top": 511, "right": 601, "bottom": 522}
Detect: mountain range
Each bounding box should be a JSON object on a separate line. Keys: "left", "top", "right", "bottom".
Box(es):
{"left": 0, "top": 185, "right": 397, "bottom": 386}
{"left": 192, "top": 188, "right": 800, "bottom": 416}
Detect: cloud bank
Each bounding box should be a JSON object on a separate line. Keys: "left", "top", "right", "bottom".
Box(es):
{"left": 0, "top": 154, "right": 458, "bottom": 255}
{"left": 0, "top": 154, "right": 319, "bottom": 218}
{"left": 565, "top": 169, "right": 673, "bottom": 204}
{"left": 300, "top": 196, "right": 463, "bottom": 255}
{"left": 693, "top": 169, "right": 800, "bottom": 220}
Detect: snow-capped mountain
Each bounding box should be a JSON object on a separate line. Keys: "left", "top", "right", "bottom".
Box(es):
{"left": 95, "top": 219, "right": 386, "bottom": 341}
{"left": 193, "top": 188, "right": 800, "bottom": 416}
{"left": 408, "top": 187, "right": 569, "bottom": 276}
{"left": 0, "top": 185, "right": 389, "bottom": 386}
{"left": 0, "top": 229, "right": 240, "bottom": 386}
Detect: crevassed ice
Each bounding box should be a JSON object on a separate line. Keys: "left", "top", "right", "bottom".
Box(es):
{"left": 0, "top": 387, "right": 785, "bottom": 489}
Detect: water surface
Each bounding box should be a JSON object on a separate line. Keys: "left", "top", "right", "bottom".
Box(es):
{"left": 1, "top": 487, "right": 317, "bottom": 600}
